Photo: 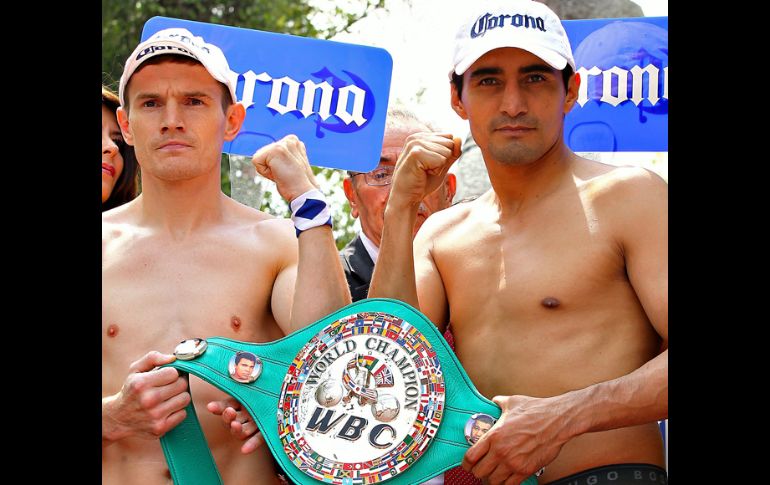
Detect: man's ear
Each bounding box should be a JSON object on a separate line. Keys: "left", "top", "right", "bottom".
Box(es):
{"left": 343, "top": 177, "right": 359, "bottom": 218}
{"left": 224, "top": 102, "right": 246, "bottom": 141}
{"left": 116, "top": 107, "right": 134, "bottom": 146}
{"left": 563, "top": 71, "right": 580, "bottom": 115}
{"left": 451, "top": 82, "right": 468, "bottom": 120}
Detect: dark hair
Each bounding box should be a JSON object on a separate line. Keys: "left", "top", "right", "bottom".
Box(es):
{"left": 451, "top": 72, "right": 464, "bottom": 98}
{"left": 235, "top": 351, "right": 257, "bottom": 365}
{"left": 451, "top": 65, "right": 575, "bottom": 97}
{"left": 475, "top": 414, "right": 495, "bottom": 426}
{"left": 102, "top": 85, "right": 140, "bottom": 211}
{"left": 122, "top": 55, "right": 232, "bottom": 114}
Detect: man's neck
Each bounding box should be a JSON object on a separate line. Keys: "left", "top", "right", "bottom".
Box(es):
{"left": 136, "top": 173, "right": 229, "bottom": 235}
{"left": 483, "top": 141, "right": 575, "bottom": 213}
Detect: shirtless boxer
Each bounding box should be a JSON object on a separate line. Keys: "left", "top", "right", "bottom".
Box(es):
{"left": 369, "top": 1, "right": 668, "bottom": 484}
{"left": 102, "top": 28, "right": 350, "bottom": 484}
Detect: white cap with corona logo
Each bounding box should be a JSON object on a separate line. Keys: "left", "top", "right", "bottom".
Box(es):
{"left": 118, "top": 27, "right": 238, "bottom": 106}
{"left": 450, "top": 0, "right": 575, "bottom": 79}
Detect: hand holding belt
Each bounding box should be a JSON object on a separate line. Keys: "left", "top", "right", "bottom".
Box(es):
{"left": 159, "top": 298, "right": 538, "bottom": 485}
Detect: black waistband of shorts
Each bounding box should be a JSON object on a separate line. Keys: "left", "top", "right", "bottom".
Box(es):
{"left": 546, "top": 463, "right": 667, "bottom": 485}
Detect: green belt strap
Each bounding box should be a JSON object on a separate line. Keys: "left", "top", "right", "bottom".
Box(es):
{"left": 159, "top": 298, "right": 537, "bottom": 485}
{"left": 160, "top": 398, "right": 223, "bottom": 485}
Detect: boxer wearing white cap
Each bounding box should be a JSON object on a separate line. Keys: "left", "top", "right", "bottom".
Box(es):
{"left": 369, "top": 1, "right": 668, "bottom": 483}
{"left": 103, "top": 28, "right": 350, "bottom": 484}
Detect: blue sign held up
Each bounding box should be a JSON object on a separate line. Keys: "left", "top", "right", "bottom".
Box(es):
{"left": 563, "top": 17, "right": 668, "bottom": 152}
{"left": 141, "top": 17, "right": 393, "bottom": 172}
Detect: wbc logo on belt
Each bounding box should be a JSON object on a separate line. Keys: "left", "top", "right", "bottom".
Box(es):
{"left": 277, "top": 312, "right": 446, "bottom": 483}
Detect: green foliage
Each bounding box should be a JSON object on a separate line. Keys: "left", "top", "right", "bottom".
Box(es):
{"left": 220, "top": 154, "right": 231, "bottom": 197}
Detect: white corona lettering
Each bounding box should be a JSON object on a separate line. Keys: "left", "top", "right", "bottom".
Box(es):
{"left": 601, "top": 67, "right": 629, "bottom": 107}
{"left": 239, "top": 71, "right": 272, "bottom": 110}
{"left": 576, "top": 66, "right": 602, "bottom": 107}
{"left": 266, "top": 76, "right": 301, "bottom": 115}
{"left": 335, "top": 85, "right": 368, "bottom": 127}
{"left": 236, "top": 70, "right": 368, "bottom": 126}
{"left": 630, "top": 65, "right": 659, "bottom": 106}
{"left": 300, "top": 80, "right": 334, "bottom": 120}
{"left": 575, "top": 65, "right": 669, "bottom": 107}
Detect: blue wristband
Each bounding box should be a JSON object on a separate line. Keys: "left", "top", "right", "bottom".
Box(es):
{"left": 289, "top": 189, "right": 332, "bottom": 237}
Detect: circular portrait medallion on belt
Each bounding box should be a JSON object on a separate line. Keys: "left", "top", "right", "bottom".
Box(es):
{"left": 277, "top": 312, "right": 445, "bottom": 484}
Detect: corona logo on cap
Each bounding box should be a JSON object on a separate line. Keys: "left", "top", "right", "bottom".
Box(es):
{"left": 277, "top": 312, "right": 445, "bottom": 483}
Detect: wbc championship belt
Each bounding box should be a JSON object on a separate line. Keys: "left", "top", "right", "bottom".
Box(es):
{"left": 159, "top": 298, "right": 538, "bottom": 485}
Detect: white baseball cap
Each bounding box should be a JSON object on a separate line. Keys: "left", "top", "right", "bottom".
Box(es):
{"left": 119, "top": 27, "right": 238, "bottom": 106}
{"left": 450, "top": 0, "right": 575, "bottom": 79}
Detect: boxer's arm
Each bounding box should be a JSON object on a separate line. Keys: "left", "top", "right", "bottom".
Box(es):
{"left": 368, "top": 194, "right": 420, "bottom": 307}
{"left": 291, "top": 220, "right": 350, "bottom": 331}
{"left": 368, "top": 132, "right": 461, "bottom": 313}
{"left": 253, "top": 134, "right": 350, "bottom": 334}
{"left": 558, "top": 168, "right": 668, "bottom": 434}
{"left": 411, "top": 220, "right": 450, "bottom": 332}
{"left": 554, "top": 168, "right": 668, "bottom": 434}
{"left": 462, "top": 352, "right": 668, "bottom": 483}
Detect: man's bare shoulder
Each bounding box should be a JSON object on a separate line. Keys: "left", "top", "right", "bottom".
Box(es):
{"left": 102, "top": 199, "right": 142, "bottom": 244}
{"left": 102, "top": 198, "right": 138, "bottom": 222}
{"left": 221, "top": 199, "right": 298, "bottom": 269}
{"left": 223, "top": 197, "right": 295, "bottom": 243}
{"left": 419, "top": 197, "right": 472, "bottom": 236}
{"left": 101, "top": 197, "right": 296, "bottom": 252}
{"left": 574, "top": 158, "right": 668, "bottom": 205}
{"left": 415, "top": 191, "right": 493, "bottom": 245}
{"left": 572, "top": 159, "right": 668, "bottom": 241}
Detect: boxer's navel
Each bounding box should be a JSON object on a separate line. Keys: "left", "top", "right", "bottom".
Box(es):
{"left": 231, "top": 315, "right": 242, "bottom": 332}
{"left": 107, "top": 324, "right": 120, "bottom": 337}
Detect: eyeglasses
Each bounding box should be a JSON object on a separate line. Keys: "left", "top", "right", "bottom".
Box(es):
{"left": 351, "top": 166, "right": 394, "bottom": 186}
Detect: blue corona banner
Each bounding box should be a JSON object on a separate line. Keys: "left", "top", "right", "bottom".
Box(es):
{"left": 141, "top": 17, "right": 393, "bottom": 172}
{"left": 563, "top": 17, "right": 668, "bottom": 152}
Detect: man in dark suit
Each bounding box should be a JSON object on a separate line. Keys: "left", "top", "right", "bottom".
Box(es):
{"left": 340, "top": 108, "right": 456, "bottom": 302}
{"left": 339, "top": 232, "right": 376, "bottom": 301}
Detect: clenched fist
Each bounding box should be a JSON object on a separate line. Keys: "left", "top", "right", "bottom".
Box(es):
{"left": 389, "top": 132, "right": 462, "bottom": 207}
{"left": 252, "top": 134, "right": 320, "bottom": 203}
